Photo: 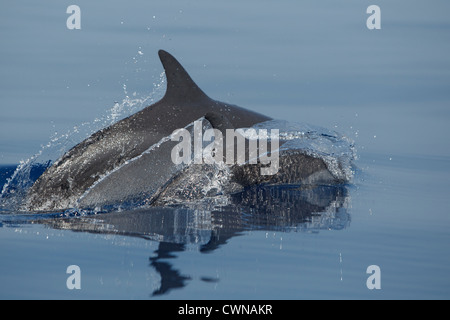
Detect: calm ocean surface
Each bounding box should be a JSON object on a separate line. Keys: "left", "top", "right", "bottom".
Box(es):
{"left": 1, "top": 0, "right": 449, "bottom": 299}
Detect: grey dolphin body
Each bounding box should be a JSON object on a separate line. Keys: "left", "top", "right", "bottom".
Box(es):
{"left": 25, "top": 50, "right": 338, "bottom": 212}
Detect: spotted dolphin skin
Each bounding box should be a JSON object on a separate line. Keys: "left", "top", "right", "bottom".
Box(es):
{"left": 24, "top": 50, "right": 343, "bottom": 212}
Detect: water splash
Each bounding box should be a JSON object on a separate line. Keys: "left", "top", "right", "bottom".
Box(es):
{"left": 253, "top": 120, "right": 356, "bottom": 182}
{"left": 154, "top": 119, "right": 355, "bottom": 207}
{"left": 0, "top": 73, "right": 166, "bottom": 211}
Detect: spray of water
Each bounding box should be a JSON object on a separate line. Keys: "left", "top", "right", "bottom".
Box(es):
{"left": 0, "top": 72, "right": 166, "bottom": 211}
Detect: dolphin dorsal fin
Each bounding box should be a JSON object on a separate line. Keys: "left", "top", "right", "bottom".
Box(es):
{"left": 158, "top": 50, "right": 210, "bottom": 104}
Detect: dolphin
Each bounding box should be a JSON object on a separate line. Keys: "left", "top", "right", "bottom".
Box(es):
{"left": 24, "top": 50, "right": 343, "bottom": 212}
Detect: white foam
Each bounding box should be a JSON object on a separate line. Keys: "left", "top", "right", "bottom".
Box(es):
{"left": 253, "top": 120, "right": 356, "bottom": 182}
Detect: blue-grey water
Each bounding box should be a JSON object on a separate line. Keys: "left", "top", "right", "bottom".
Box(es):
{"left": 1, "top": 0, "right": 450, "bottom": 299}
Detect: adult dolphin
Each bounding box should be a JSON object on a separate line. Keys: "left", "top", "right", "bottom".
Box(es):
{"left": 24, "top": 50, "right": 337, "bottom": 212}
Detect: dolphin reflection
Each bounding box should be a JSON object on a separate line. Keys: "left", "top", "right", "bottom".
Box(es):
{"left": 39, "top": 184, "right": 351, "bottom": 296}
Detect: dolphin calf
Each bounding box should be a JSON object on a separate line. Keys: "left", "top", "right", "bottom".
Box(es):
{"left": 24, "top": 50, "right": 347, "bottom": 212}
